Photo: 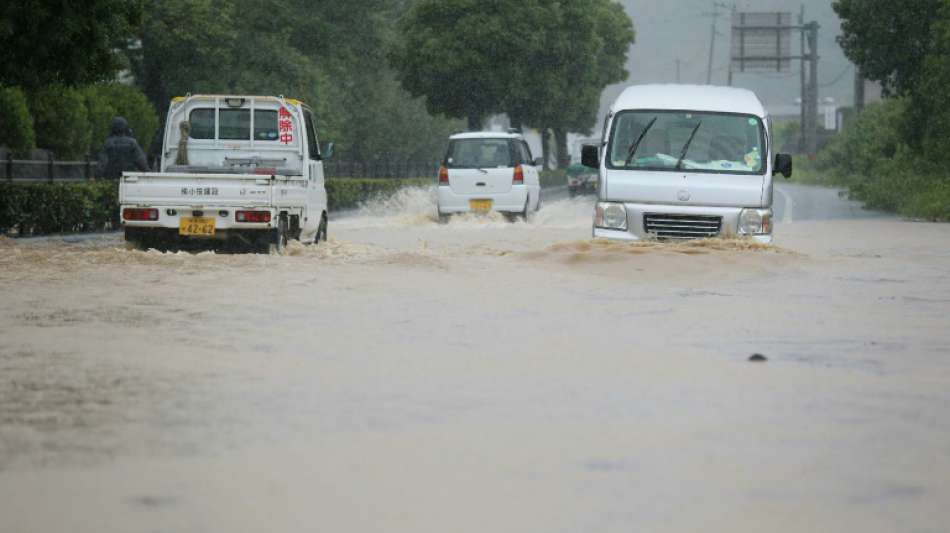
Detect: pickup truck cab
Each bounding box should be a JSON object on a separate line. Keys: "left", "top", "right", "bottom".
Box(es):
{"left": 583, "top": 85, "right": 792, "bottom": 243}
{"left": 120, "top": 94, "right": 329, "bottom": 253}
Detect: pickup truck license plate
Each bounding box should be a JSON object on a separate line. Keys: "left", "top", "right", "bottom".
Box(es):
{"left": 469, "top": 199, "right": 492, "bottom": 211}
{"left": 179, "top": 217, "right": 216, "bottom": 236}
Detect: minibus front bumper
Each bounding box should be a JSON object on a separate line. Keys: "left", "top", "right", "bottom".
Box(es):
{"left": 592, "top": 203, "right": 773, "bottom": 244}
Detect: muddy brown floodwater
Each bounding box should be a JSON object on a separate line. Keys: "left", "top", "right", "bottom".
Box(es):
{"left": 1, "top": 186, "right": 949, "bottom": 533}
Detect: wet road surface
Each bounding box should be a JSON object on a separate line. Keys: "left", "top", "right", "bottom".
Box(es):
{"left": 1, "top": 184, "right": 949, "bottom": 533}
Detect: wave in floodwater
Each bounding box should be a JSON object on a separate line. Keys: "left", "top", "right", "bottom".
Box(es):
{"left": 553, "top": 238, "right": 780, "bottom": 255}
{"left": 0, "top": 234, "right": 455, "bottom": 275}
{"left": 334, "top": 186, "right": 596, "bottom": 229}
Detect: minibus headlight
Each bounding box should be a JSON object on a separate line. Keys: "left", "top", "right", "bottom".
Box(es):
{"left": 739, "top": 208, "right": 773, "bottom": 235}
{"left": 595, "top": 202, "right": 627, "bottom": 231}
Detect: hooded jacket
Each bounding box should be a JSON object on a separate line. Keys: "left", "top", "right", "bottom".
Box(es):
{"left": 98, "top": 117, "right": 148, "bottom": 179}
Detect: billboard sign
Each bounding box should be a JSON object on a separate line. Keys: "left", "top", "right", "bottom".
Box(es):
{"left": 731, "top": 12, "right": 794, "bottom": 73}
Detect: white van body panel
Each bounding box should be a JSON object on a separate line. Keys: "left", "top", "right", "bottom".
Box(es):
{"left": 596, "top": 85, "right": 775, "bottom": 242}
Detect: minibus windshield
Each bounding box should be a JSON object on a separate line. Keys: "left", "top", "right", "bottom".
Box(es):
{"left": 607, "top": 110, "right": 766, "bottom": 175}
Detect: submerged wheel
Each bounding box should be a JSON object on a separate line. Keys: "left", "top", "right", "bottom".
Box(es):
{"left": 268, "top": 216, "right": 289, "bottom": 254}
{"left": 314, "top": 214, "right": 328, "bottom": 244}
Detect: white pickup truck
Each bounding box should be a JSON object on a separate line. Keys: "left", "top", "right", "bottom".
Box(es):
{"left": 119, "top": 95, "right": 329, "bottom": 253}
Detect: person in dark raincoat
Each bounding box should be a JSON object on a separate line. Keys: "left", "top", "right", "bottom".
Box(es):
{"left": 97, "top": 117, "right": 148, "bottom": 179}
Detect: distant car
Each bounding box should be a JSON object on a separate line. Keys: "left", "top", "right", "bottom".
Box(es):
{"left": 437, "top": 131, "right": 543, "bottom": 221}
{"left": 566, "top": 164, "right": 598, "bottom": 197}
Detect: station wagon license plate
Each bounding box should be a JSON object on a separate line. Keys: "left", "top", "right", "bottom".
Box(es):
{"left": 179, "top": 217, "right": 216, "bottom": 236}
{"left": 469, "top": 199, "right": 493, "bottom": 211}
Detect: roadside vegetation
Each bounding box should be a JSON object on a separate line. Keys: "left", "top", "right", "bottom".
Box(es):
{"left": 813, "top": 0, "right": 950, "bottom": 221}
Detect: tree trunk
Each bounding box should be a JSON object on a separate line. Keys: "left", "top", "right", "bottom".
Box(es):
{"left": 553, "top": 128, "right": 570, "bottom": 169}
{"left": 538, "top": 128, "right": 551, "bottom": 170}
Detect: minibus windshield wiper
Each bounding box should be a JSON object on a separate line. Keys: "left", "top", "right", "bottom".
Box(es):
{"left": 624, "top": 117, "right": 658, "bottom": 167}
{"left": 675, "top": 121, "right": 703, "bottom": 170}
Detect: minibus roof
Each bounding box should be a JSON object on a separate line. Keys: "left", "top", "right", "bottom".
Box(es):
{"left": 610, "top": 84, "right": 767, "bottom": 118}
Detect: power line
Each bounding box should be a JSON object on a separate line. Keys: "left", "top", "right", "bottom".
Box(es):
{"left": 820, "top": 65, "right": 854, "bottom": 88}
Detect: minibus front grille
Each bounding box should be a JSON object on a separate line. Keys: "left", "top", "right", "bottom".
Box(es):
{"left": 644, "top": 214, "right": 722, "bottom": 240}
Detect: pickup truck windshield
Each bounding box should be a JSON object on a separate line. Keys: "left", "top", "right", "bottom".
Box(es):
{"left": 607, "top": 110, "right": 766, "bottom": 175}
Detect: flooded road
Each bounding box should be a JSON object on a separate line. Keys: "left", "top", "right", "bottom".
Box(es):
{"left": 2, "top": 185, "right": 949, "bottom": 533}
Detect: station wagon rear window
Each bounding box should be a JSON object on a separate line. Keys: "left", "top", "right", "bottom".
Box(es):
{"left": 607, "top": 110, "right": 766, "bottom": 175}
{"left": 188, "top": 109, "right": 281, "bottom": 141}
{"left": 446, "top": 139, "right": 514, "bottom": 168}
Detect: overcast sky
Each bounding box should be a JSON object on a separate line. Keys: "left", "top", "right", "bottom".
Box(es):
{"left": 604, "top": 0, "right": 853, "bottom": 116}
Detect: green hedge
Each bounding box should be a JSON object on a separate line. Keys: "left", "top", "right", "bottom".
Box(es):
{"left": 0, "top": 182, "right": 119, "bottom": 235}
{"left": 1, "top": 177, "right": 434, "bottom": 236}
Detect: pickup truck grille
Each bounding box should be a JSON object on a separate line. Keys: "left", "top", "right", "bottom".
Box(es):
{"left": 644, "top": 214, "right": 722, "bottom": 240}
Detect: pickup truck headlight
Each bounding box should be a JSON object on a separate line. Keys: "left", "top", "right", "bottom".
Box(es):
{"left": 595, "top": 202, "right": 628, "bottom": 231}
{"left": 739, "top": 208, "right": 773, "bottom": 235}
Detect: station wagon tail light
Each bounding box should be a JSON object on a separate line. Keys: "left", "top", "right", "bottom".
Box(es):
{"left": 439, "top": 166, "right": 449, "bottom": 186}
{"left": 236, "top": 210, "right": 271, "bottom": 223}
{"left": 123, "top": 208, "right": 159, "bottom": 221}
{"left": 513, "top": 165, "right": 524, "bottom": 185}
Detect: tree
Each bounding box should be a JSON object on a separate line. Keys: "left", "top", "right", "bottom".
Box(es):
{"left": 0, "top": 0, "right": 142, "bottom": 89}
{"left": 835, "top": 0, "right": 950, "bottom": 157}
{"left": 0, "top": 87, "right": 36, "bottom": 155}
{"left": 391, "top": 0, "right": 536, "bottom": 130}
{"left": 130, "top": 0, "right": 458, "bottom": 162}
{"left": 29, "top": 86, "right": 91, "bottom": 159}
{"left": 506, "top": 0, "right": 634, "bottom": 167}
{"left": 83, "top": 83, "right": 159, "bottom": 153}
{"left": 391, "top": 0, "right": 634, "bottom": 165}
{"left": 131, "top": 0, "right": 237, "bottom": 112}
{"left": 833, "top": 0, "right": 944, "bottom": 96}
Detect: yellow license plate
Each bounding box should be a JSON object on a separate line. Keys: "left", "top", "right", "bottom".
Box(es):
{"left": 469, "top": 199, "right": 493, "bottom": 211}
{"left": 179, "top": 217, "right": 216, "bottom": 236}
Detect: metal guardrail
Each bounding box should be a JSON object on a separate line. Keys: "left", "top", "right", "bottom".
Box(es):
{"left": 0, "top": 155, "right": 441, "bottom": 182}
{"left": 2, "top": 154, "right": 98, "bottom": 182}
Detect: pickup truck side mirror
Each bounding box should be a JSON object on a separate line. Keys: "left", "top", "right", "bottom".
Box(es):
{"left": 533, "top": 157, "right": 544, "bottom": 167}
{"left": 581, "top": 144, "right": 600, "bottom": 169}
{"left": 322, "top": 142, "right": 335, "bottom": 160}
{"left": 773, "top": 153, "right": 792, "bottom": 179}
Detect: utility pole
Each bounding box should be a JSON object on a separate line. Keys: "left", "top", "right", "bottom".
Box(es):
{"left": 727, "top": 4, "right": 737, "bottom": 86}
{"left": 799, "top": 5, "right": 806, "bottom": 154}
{"left": 705, "top": 2, "right": 728, "bottom": 85}
{"left": 676, "top": 58, "right": 682, "bottom": 83}
{"left": 804, "top": 21, "right": 820, "bottom": 156}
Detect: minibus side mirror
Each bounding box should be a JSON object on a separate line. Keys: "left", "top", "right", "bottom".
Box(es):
{"left": 582, "top": 144, "right": 600, "bottom": 169}
{"left": 774, "top": 153, "right": 792, "bottom": 179}
{"left": 533, "top": 157, "right": 544, "bottom": 167}
{"left": 323, "top": 142, "right": 335, "bottom": 160}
